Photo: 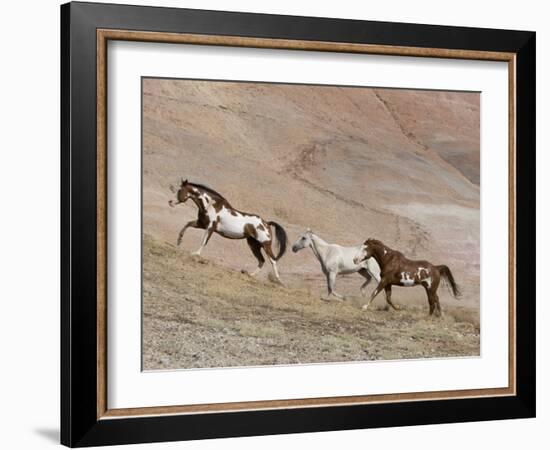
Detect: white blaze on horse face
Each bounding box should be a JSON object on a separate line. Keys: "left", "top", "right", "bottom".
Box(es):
{"left": 400, "top": 272, "right": 415, "bottom": 286}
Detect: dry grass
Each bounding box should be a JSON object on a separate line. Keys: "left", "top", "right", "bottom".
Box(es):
{"left": 142, "top": 235, "right": 479, "bottom": 370}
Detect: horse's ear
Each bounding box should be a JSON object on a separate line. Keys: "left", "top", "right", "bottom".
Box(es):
{"left": 306, "top": 227, "right": 312, "bottom": 233}
{"left": 181, "top": 178, "right": 187, "bottom": 186}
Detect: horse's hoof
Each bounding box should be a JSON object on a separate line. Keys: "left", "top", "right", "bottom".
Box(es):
{"left": 190, "top": 253, "right": 206, "bottom": 263}
{"left": 362, "top": 304, "right": 370, "bottom": 310}
{"left": 267, "top": 273, "right": 283, "bottom": 285}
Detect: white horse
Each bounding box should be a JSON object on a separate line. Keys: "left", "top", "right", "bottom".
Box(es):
{"left": 291, "top": 229, "right": 381, "bottom": 301}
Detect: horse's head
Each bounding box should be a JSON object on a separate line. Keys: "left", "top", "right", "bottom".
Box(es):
{"left": 168, "top": 179, "right": 192, "bottom": 207}
{"left": 292, "top": 228, "right": 313, "bottom": 253}
{"left": 353, "top": 239, "right": 376, "bottom": 264}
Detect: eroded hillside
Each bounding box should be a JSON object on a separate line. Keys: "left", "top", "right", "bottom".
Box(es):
{"left": 142, "top": 79, "right": 480, "bottom": 308}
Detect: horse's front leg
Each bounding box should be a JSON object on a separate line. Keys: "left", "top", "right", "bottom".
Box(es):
{"left": 324, "top": 271, "right": 345, "bottom": 301}
{"left": 384, "top": 285, "right": 401, "bottom": 310}
{"left": 177, "top": 220, "right": 200, "bottom": 246}
{"left": 191, "top": 226, "right": 215, "bottom": 256}
{"left": 358, "top": 269, "right": 372, "bottom": 297}
{"left": 362, "top": 279, "right": 386, "bottom": 310}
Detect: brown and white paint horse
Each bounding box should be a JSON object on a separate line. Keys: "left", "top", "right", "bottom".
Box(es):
{"left": 169, "top": 179, "right": 287, "bottom": 282}
{"left": 353, "top": 238, "right": 461, "bottom": 316}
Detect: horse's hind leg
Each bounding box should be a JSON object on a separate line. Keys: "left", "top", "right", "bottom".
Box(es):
{"left": 177, "top": 220, "right": 201, "bottom": 246}
{"left": 424, "top": 288, "right": 441, "bottom": 317}
{"left": 430, "top": 288, "right": 442, "bottom": 317}
{"left": 427, "top": 290, "right": 436, "bottom": 316}
{"left": 384, "top": 285, "right": 401, "bottom": 311}
{"left": 261, "top": 241, "right": 281, "bottom": 282}
{"left": 433, "top": 277, "right": 442, "bottom": 316}
{"left": 358, "top": 269, "right": 373, "bottom": 297}
{"left": 425, "top": 279, "right": 442, "bottom": 317}
{"left": 433, "top": 292, "right": 442, "bottom": 317}
{"left": 191, "top": 226, "right": 215, "bottom": 256}
{"left": 246, "top": 238, "right": 265, "bottom": 276}
{"left": 421, "top": 283, "right": 434, "bottom": 315}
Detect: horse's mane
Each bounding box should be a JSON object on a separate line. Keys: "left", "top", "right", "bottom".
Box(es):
{"left": 367, "top": 238, "right": 396, "bottom": 254}
{"left": 188, "top": 182, "right": 226, "bottom": 201}
{"left": 366, "top": 238, "right": 385, "bottom": 247}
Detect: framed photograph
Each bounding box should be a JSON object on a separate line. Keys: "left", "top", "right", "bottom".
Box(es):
{"left": 61, "top": 2, "right": 535, "bottom": 447}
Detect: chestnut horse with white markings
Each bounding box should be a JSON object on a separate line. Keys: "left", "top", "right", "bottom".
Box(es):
{"left": 169, "top": 179, "right": 287, "bottom": 282}
{"left": 354, "top": 238, "right": 461, "bottom": 316}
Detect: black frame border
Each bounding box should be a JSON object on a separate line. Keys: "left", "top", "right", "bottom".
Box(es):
{"left": 61, "top": 2, "right": 535, "bottom": 447}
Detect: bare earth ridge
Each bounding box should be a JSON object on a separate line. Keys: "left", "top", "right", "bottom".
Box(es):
{"left": 142, "top": 79, "right": 480, "bottom": 370}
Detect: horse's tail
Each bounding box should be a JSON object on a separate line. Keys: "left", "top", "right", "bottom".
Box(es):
{"left": 437, "top": 265, "right": 461, "bottom": 298}
{"left": 267, "top": 221, "right": 287, "bottom": 260}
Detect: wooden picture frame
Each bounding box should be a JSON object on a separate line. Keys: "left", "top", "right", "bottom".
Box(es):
{"left": 61, "top": 1, "right": 535, "bottom": 447}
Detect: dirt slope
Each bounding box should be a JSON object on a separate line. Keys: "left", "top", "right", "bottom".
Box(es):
{"left": 143, "top": 79, "right": 480, "bottom": 307}
{"left": 143, "top": 236, "right": 479, "bottom": 370}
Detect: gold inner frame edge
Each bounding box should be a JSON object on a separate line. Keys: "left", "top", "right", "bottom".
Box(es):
{"left": 96, "top": 28, "right": 517, "bottom": 420}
